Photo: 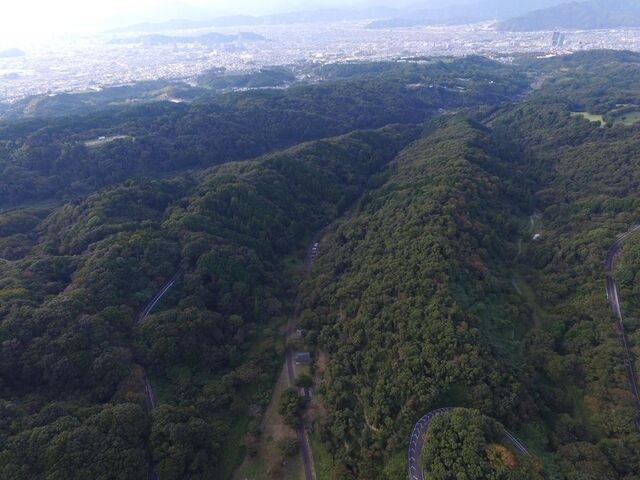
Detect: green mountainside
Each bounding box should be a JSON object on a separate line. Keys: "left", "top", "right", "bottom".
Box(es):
{"left": 0, "top": 57, "right": 525, "bottom": 208}
{"left": 1, "top": 51, "right": 640, "bottom": 479}
{"left": 0, "top": 126, "right": 416, "bottom": 479}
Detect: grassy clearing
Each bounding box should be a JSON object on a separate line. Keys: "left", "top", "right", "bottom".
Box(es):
{"left": 294, "top": 363, "right": 311, "bottom": 379}
{"left": 613, "top": 110, "right": 640, "bottom": 126}
{"left": 234, "top": 236, "right": 323, "bottom": 479}
{"left": 570, "top": 111, "right": 605, "bottom": 126}
{"left": 571, "top": 108, "right": 640, "bottom": 128}
{"left": 0, "top": 199, "right": 59, "bottom": 215}
{"left": 511, "top": 214, "right": 549, "bottom": 327}
{"left": 512, "top": 419, "right": 564, "bottom": 477}
{"left": 221, "top": 415, "right": 251, "bottom": 480}
{"left": 233, "top": 367, "right": 302, "bottom": 480}
{"left": 306, "top": 351, "right": 332, "bottom": 478}
{"left": 309, "top": 433, "right": 333, "bottom": 480}
{"left": 511, "top": 273, "right": 548, "bottom": 327}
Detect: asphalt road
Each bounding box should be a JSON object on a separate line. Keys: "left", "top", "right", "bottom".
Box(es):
{"left": 137, "top": 271, "right": 181, "bottom": 410}
{"left": 504, "top": 431, "right": 529, "bottom": 456}
{"left": 605, "top": 226, "right": 640, "bottom": 430}
{"left": 285, "top": 237, "right": 320, "bottom": 480}
{"left": 407, "top": 408, "right": 529, "bottom": 480}
{"left": 136, "top": 271, "right": 181, "bottom": 480}
{"left": 137, "top": 271, "right": 182, "bottom": 323}
{"left": 407, "top": 408, "right": 449, "bottom": 480}
{"left": 143, "top": 374, "right": 156, "bottom": 411}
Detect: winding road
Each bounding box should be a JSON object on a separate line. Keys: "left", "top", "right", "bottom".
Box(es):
{"left": 136, "top": 271, "right": 181, "bottom": 480}
{"left": 605, "top": 226, "right": 640, "bottom": 430}
{"left": 407, "top": 224, "right": 640, "bottom": 480}
{"left": 284, "top": 237, "right": 320, "bottom": 480}
{"left": 407, "top": 408, "right": 529, "bottom": 480}
{"left": 407, "top": 408, "right": 450, "bottom": 480}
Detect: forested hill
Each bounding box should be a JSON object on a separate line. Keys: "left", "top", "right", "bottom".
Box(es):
{"left": 295, "top": 53, "right": 640, "bottom": 478}
{"left": 0, "top": 125, "right": 416, "bottom": 479}
{"left": 0, "top": 56, "right": 526, "bottom": 208}
{"left": 298, "top": 116, "right": 539, "bottom": 478}
{"left": 2, "top": 50, "right": 640, "bottom": 480}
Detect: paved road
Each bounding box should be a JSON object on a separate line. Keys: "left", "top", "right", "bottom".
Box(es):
{"left": 137, "top": 271, "right": 181, "bottom": 411}
{"left": 137, "top": 271, "right": 182, "bottom": 323}
{"left": 504, "top": 431, "right": 529, "bottom": 456}
{"left": 137, "top": 271, "right": 181, "bottom": 480}
{"left": 143, "top": 375, "right": 156, "bottom": 411}
{"left": 407, "top": 408, "right": 449, "bottom": 480}
{"left": 605, "top": 226, "right": 640, "bottom": 430}
{"left": 285, "top": 237, "right": 320, "bottom": 480}
{"left": 407, "top": 408, "right": 529, "bottom": 480}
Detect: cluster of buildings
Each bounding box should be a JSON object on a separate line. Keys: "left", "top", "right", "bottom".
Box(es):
{"left": 2, "top": 21, "right": 640, "bottom": 103}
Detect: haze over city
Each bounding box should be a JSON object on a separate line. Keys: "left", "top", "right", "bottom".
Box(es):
{"left": 2, "top": 0, "right": 638, "bottom": 105}
{"left": 0, "top": 0, "right": 440, "bottom": 41}
{"left": 3, "top": 1, "right": 640, "bottom": 480}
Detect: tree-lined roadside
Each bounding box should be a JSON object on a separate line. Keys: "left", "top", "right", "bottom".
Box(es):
{"left": 606, "top": 226, "right": 640, "bottom": 430}
{"left": 284, "top": 237, "right": 321, "bottom": 480}
{"left": 136, "top": 272, "right": 181, "bottom": 480}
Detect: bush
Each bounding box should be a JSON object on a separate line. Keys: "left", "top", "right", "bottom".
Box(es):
{"left": 278, "top": 437, "right": 299, "bottom": 457}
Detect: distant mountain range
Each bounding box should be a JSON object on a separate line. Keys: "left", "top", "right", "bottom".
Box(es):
{"left": 0, "top": 48, "right": 25, "bottom": 58}
{"left": 102, "top": 1, "right": 224, "bottom": 30}
{"left": 368, "top": 0, "right": 568, "bottom": 29}
{"left": 497, "top": 0, "right": 640, "bottom": 31}
{"left": 109, "top": 32, "right": 266, "bottom": 46}
{"left": 107, "top": 1, "right": 640, "bottom": 35}
{"left": 110, "top": 7, "right": 396, "bottom": 33}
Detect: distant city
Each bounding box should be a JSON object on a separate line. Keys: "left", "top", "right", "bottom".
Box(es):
{"left": 2, "top": 20, "right": 640, "bottom": 103}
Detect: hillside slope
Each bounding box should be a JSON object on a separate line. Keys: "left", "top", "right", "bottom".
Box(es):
{"left": 299, "top": 117, "right": 537, "bottom": 477}
{"left": 0, "top": 126, "right": 417, "bottom": 479}
{"left": 2, "top": 52, "right": 640, "bottom": 480}
{"left": 0, "top": 57, "right": 526, "bottom": 207}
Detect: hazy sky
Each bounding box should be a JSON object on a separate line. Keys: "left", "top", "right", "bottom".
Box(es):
{"left": 0, "top": 0, "right": 417, "bottom": 43}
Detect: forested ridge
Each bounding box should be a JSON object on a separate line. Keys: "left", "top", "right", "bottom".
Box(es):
{"left": 2, "top": 51, "right": 640, "bottom": 479}
{"left": 295, "top": 53, "right": 640, "bottom": 478}
{"left": 0, "top": 56, "right": 525, "bottom": 207}
{"left": 0, "top": 126, "right": 416, "bottom": 478}
{"left": 298, "top": 117, "right": 540, "bottom": 478}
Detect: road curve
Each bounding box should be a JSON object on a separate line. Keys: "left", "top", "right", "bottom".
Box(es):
{"left": 406, "top": 224, "right": 640, "bottom": 480}
{"left": 407, "top": 408, "right": 529, "bottom": 480}
{"left": 137, "top": 271, "right": 181, "bottom": 480}
{"left": 606, "top": 226, "right": 640, "bottom": 430}
{"left": 285, "top": 237, "right": 320, "bottom": 480}
{"left": 408, "top": 408, "right": 450, "bottom": 480}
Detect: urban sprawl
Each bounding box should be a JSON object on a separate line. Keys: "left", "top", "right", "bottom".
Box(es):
{"left": 2, "top": 21, "right": 640, "bottom": 102}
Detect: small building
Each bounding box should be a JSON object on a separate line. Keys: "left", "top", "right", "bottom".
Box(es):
{"left": 295, "top": 352, "right": 311, "bottom": 365}
{"left": 299, "top": 387, "right": 314, "bottom": 398}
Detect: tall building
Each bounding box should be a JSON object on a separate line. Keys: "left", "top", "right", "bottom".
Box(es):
{"left": 551, "top": 31, "right": 565, "bottom": 48}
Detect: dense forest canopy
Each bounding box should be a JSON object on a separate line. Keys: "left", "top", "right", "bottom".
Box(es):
{"left": 422, "top": 408, "right": 544, "bottom": 480}
{"left": 0, "top": 126, "right": 416, "bottom": 479}
{"left": 1, "top": 50, "right": 640, "bottom": 479}
{"left": 0, "top": 56, "right": 526, "bottom": 207}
